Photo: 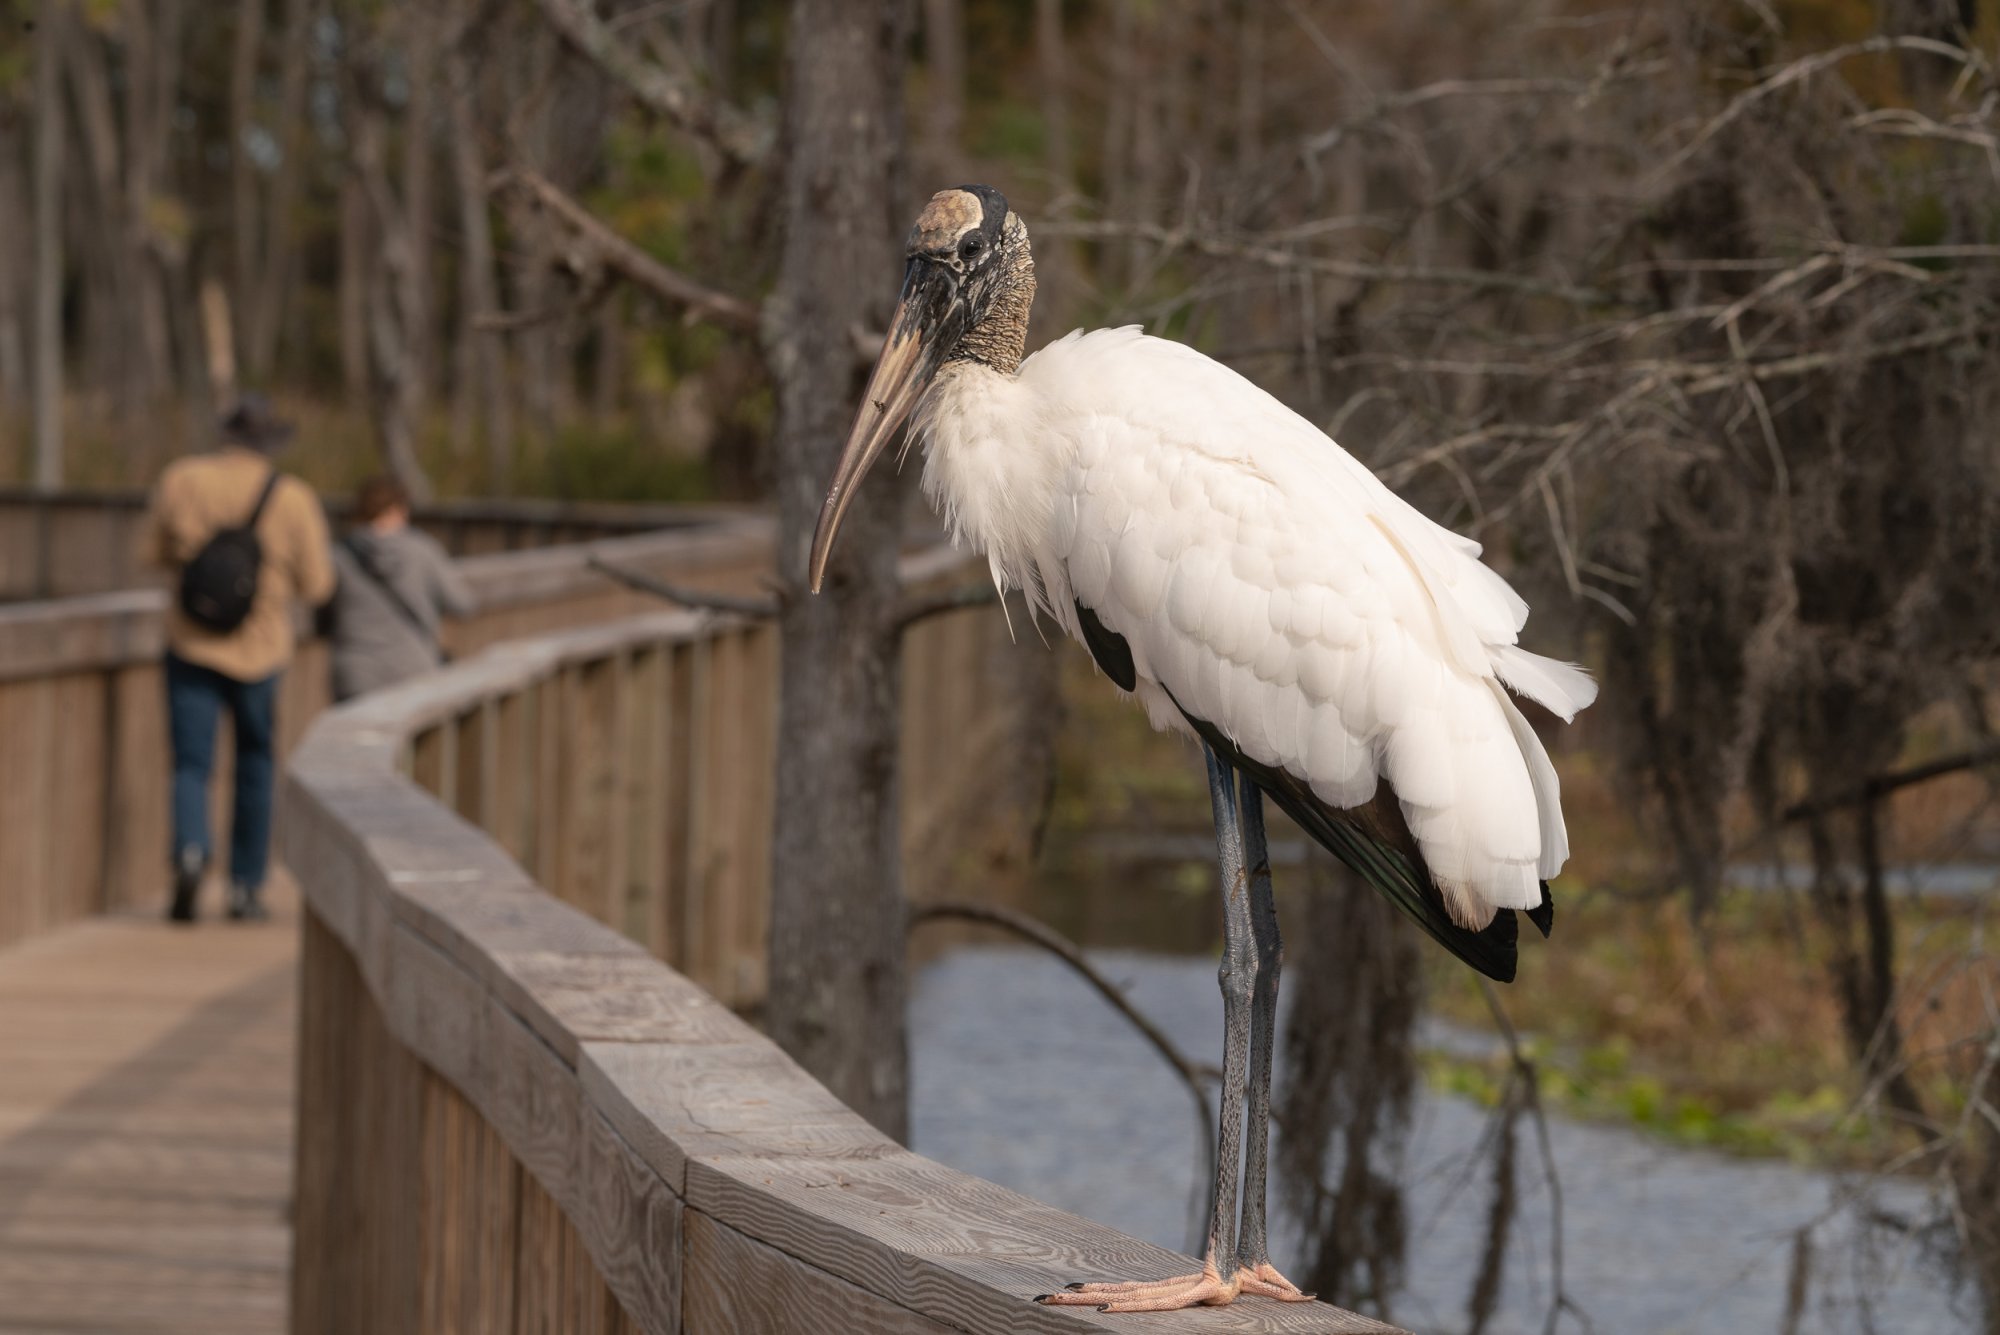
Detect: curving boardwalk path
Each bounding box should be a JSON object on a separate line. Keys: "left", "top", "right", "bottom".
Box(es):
{"left": 0, "top": 880, "right": 299, "bottom": 1335}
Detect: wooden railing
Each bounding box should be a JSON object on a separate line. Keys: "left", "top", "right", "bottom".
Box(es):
{"left": 283, "top": 591, "right": 1389, "bottom": 1334}
{"left": 0, "top": 514, "right": 771, "bottom": 951}
{"left": 0, "top": 487, "right": 730, "bottom": 601}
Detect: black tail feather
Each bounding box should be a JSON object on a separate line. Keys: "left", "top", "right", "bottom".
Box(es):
{"left": 1171, "top": 699, "right": 1528, "bottom": 984}
{"left": 1069, "top": 598, "right": 1545, "bottom": 981}
{"left": 1527, "top": 882, "right": 1554, "bottom": 938}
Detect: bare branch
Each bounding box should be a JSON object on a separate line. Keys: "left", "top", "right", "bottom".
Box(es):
{"left": 909, "top": 899, "right": 1219, "bottom": 1254}
{"left": 594, "top": 554, "right": 1000, "bottom": 634}
{"left": 493, "top": 167, "right": 762, "bottom": 334}
{"left": 588, "top": 554, "right": 779, "bottom": 617}
{"left": 893, "top": 580, "right": 1000, "bottom": 633}
{"left": 1478, "top": 980, "right": 1574, "bottom": 1335}
{"left": 1653, "top": 35, "right": 1987, "bottom": 184}
{"left": 1302, "top": 70, "right": 1664, "bottom": 159}
{"left": 528, "top": 0, "right": 765, "bottom": 165}
{"left": 1780, "top": 741, "right": 2000, "bottom": 823}
{"left": 1037, "top": 218, "right": 1609, "bottom": 305}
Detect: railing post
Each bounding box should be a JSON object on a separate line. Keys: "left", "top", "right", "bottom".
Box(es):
{"left": 292, "top": 909, "right": 424, "bottom": 1335}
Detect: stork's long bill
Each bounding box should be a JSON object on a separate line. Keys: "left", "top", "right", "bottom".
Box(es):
{"left": 810, "top": 184, "right": 1019, "bottom": 593}
{"left": 807, "top": 265, "right": 955, "bottom": 592}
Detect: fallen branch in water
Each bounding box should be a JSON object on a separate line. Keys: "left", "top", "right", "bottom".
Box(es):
{"left": 909, "top": 899, "right": 1218, "bottom": 1254}
{"left": 1477, "top": 979, "right": 1580, "bottom": 1335}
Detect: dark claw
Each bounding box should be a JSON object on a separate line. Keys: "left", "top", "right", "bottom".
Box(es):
{"left": 1032, "top": 1295, "right": 1053, "bottom": 1304}
{"left": 1064, "top": 1282, "right": 1087, "bottom": 1291}
{"left": 1097, "top": 1305, "right": 1113, "bottom": 1313}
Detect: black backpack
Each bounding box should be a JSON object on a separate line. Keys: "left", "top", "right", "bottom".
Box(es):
{"left": 178, "top": 472, "right": 281, "bottom": 633}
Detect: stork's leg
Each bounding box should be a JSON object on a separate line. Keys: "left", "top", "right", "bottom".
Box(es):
{"left": 1232, "top": 783, "right": 1315, "bottom": 1302}
{"left": 1038, "top": 744, "right": 1254, "bottom": 1312}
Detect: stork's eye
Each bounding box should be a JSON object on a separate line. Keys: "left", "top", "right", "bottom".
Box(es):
{"left": 958, "top": 234, "right": 984, "bottom": 262}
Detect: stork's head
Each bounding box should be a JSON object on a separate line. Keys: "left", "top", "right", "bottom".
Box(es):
{"left": 809, "top": 185, "right": 1034, "bottom": 593}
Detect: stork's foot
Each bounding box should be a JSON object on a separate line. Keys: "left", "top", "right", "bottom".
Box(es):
{"left": 1035, "top": 1259, "right": 1240, "bottom": 1313}
{"left": 1234, "top": 1260, "right": 1315, "bottom": 1302}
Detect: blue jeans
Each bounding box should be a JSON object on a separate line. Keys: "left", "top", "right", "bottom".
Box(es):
{"left": 166, "top": 654, "right": 279, "bottom": 892}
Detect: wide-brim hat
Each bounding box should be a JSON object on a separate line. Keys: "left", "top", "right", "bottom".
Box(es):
{"left": 219, "top": 393, "right": 296, "bottom": 451}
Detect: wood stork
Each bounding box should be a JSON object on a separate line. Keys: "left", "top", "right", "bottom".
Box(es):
{"left": 810, "top": 186, "right": 1596, "bottom": 1313}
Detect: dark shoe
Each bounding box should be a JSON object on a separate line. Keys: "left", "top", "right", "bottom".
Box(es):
{"left": 167, "top": 847, "right": 204, "bottom": 924}
{"left": 226, "top": 883, "right": 269, "bottom": 923}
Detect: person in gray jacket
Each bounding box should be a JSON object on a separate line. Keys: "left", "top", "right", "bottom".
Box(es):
{"left": 326, "top": 477, "right": 475, "bottom": 701}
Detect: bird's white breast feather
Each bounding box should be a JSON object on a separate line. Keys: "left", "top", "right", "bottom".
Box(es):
{"left": 917, "top": 326, "right": 1592, "bottom": 914}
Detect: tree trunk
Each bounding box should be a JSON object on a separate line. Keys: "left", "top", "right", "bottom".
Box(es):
{"left": 337, "top": 172, "right": 369, "bottom": 408}
{"left": 507, "top": 27, "right": 559, "bottom": 445}
{"left": 247, "top": 0, "right": 312, "bottom": 378}
{"left": 1100, "top": 0, "right": 1141, "bottom": 286}
{"left": 1804, "top": 802, "right": 1925, "bottom": 1121}
{"left": 31, "top": 0, "right": 64, "bottom": 490}
{"left": 1027, "top": 0, "right": 1081, "bottom": 343}
{"left": 397, "top": 2, "right": 438, "bottom": 437}
{"left": 351, "top": 105, "right": 434, "bottom": 503}
{"left": 1952, "top": 1054, "right": 2000, "bottom": 1335}
{"left": 1276, "top": 850, "right": 1420, "bottom": 1316}
{"left": 1034, "top": 0, "right": 1072, "bottom": 196}
{"left": 64, "top": 9, "right": 146, "bottom": 411}
{"left": 229, "top": 0, "right": 265, "bottom": 372}
{"left": 763, "top": 0, "right": 911, "bottom": 1141}
{"left": 919, "top": 0, "right": 965, "bottom": 184}
{"left": 445, "top": 28, "right": 512, "bottom": 487}
{"left": 0, "top": 121, "right": 29, "bottom": 415}
{"left": 121, "top": 0, "right": 178, "bottom": 414}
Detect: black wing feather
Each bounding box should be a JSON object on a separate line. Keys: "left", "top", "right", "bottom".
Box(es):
{"left": 1074, "top": 600, "right": 1136, "bottom": 692}
{"left": 1171, "top": 702, "right": 1522, "bottom": 983}
{"left": 1070, "top": 597, "right": 1537, "bottom": 982}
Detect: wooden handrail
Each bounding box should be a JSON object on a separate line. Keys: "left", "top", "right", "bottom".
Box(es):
{"left": 282, "top": 588, "right": 1397, "bottom": 1333}
{"left": 0, "top": 511, "right": 775, "bottom": 953}
{"left": 0, "top": 515, "right": 772, "bottom": 682}
{"left": 0, "top": 488, "right": 761, "bottom": 602}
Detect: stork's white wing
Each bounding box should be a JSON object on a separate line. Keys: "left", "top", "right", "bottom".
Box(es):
{"left": 1026, "top": 329, "right": 1594, "bottom": 922}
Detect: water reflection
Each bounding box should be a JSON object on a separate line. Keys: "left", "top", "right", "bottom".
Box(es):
{"left": 910, "top": 946, "right": 1971, "bottom": 1335}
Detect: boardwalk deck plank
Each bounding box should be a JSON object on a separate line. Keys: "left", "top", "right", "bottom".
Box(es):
{"left": 0, "top": 884, "right": 299, "bottom": 1335}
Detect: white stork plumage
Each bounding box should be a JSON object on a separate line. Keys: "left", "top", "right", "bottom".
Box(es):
{"left": 811, "top": 185, "right": 1596, "bottom": 1314}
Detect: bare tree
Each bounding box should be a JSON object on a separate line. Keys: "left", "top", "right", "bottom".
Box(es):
{"left": 762, "top": 0, "right": 915, "bottom": 1140}
{"left": 444, "top": 9, "right": 513, "bottom": 483}
{"left": 0, "top": 113, "right": 26, "bottom": 413}
{"left": 919, "top": 0, "right": 965, "bottom": 183}
{"left": 1277, "top": 855, "right": 1421, "bottom": 1317}
{"left": 338, "top": 0, "right": 437, "bottom": 499}
{"left": 228, "top": 0, "right": 264, "bottom": 366}
{"left": 31, "top": 0, "right": 63, "bottom": 490}
{"left": 245, "top": 0, "right": 314, "bottom": 380}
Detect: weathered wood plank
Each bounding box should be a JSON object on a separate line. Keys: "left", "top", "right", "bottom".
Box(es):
{"left": 576, "top": 1106, "right": 682, "bottom": 1335}
{"left": 686, "top": 1148, "right": 1403, "bottom": 1334}
{"left": 419, "top": 1073, "right": 521, "bottom": 1335}
{"left": 682, "top": 1208, "right": 958, "bottom": 1335}
{"left": 293, "top": 907, "right": 424, "bottom": 1335}
{"left": 580, "top": 1040, "right": 892, "bottom": 1195}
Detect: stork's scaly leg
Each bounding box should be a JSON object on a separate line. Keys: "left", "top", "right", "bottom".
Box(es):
{"left": 1232, "top": 784, "right": 1315, "bottom": 1302}
{"left": 1038, "top": 745, "right": 1254, "bottom": 1312}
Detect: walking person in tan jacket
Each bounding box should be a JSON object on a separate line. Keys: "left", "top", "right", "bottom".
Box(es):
{"left": 143, "top": 395, "right": 335, "bottom": 923}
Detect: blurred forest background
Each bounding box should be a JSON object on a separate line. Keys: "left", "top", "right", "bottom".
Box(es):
{"left": 4, "top": 0, "right": 2000, "bottom": 1329}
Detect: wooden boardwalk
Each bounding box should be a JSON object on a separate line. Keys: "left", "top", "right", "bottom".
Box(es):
{"left": 0, "top": 879, "right": 299, "bottom": 1335}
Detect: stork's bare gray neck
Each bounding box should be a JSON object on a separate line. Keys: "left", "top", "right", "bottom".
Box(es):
{"left": 950, "top": 243, "right": 1035, "bottom": 376}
